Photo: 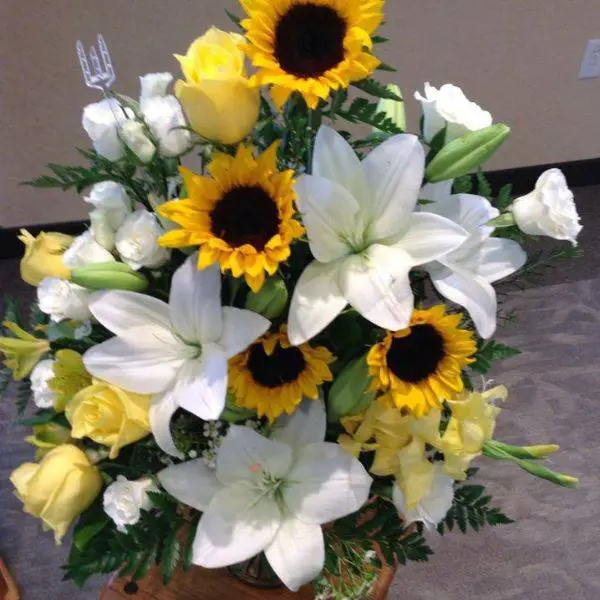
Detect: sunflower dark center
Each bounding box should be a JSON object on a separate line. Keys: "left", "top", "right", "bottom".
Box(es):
{"left": 247, "top": 342, "right": 307, "bottom": 388}
{"left": 386, "top": 324, "right": 446, "bottom": 384}
{"left": 210, "top": 185, "right": 279, "bottom": 249}
{"left": 274, "top": 3, "right": 347, "bottom": 79}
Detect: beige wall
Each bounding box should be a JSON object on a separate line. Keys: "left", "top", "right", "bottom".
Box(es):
{"left": 1, "top": 0, "right": 599, "bottom": 227}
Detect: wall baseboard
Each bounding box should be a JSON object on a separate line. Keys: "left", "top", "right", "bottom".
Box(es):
{"left": 1, "top": 158, "right": 598, "bottom": 261}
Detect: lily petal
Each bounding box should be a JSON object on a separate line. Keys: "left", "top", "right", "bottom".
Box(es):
{"left": 283, "top": 442, "right": 372, "bottom": 525}
{"left": 338, "top": 244, "right": 414, "bottom": 331}
{"left": 89, "top": 291, "right": 172, "bottom": 337}
{"left": 216, "top": 426, "right": 293, "bottom": 487}
{"left": 395, "top": 212, "right": 468, "bottom": 265}
{"left": 429, "top": 262, "right": 497, "bottom": 338}
{"left": 193, "top": 483, "right": 281, "bottom": 568}
{"left": 420, "top": 180, "right": 454, "bottom": 204}
{"left": 362, "top": 134, "right": 425, "bottom": 241}
{"left": 312, "top": 125, "right": 367, "bottom": 201}
{"left": 288, "top": 260, "right": 347, "bottom": 346}
{"left": 219, "top": 307, "right": 270, "bottom": 359}
{"left": 265, "top": 515, "right": 324, "bottom": 592}
{"left": 175, "top": 348, "right": 228, "bottom": 421}
{"left": 149, "top": 387, "right": 184, "bottom": 459}
{"left": 460, "top": 237, "right": 527, "bottom": 283}
{"left": 158, "top": 459, "right": 223, "bottom": 510}
{"left": 170, "top": 256, "right": 223, "bottom": 344}
{"left": 83, "top": 328, "right": 184, "bottom": 394}
{"left": 271, "top": 398, "right": 326, "bottom": 449}
{"left": 295, "top": 175, "right": 358, "bottom": 262}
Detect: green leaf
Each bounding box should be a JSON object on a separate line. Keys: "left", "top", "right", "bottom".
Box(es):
{"left": 495, "top": 183, "right": 513, "bottom": 211}
{"left": 353, "top": 78, "right": 402, "bottom": 100}
{"left": 17, "top": 408, "right": 55, "bottom": 426}
{"left": 224, "top": 9, "right": 243, "bottom": 29}
{"left": 476, "top": 169, "right": 493, "bottom": 199}
{"left": 334, "top": 97, "right": 403, "bottom": 134}
{"left": 371, "top": 35, "right": 389, "bottom": 44}
{"left": 73, "top": 515, "right": 110, "bottom": 551}
{"left": 182, "top": 516, "right": 200, "bottom": 573}
{"left": 471, "top": 341, "right": 521, "bottom": 374}
{"left": 376, "top": 61, "right": 397, "bottom": 72}
{"left": 453, "top": 175, "right": 473, "bottom": 194}
{"left": 160, "top": 532, "right": 181, "bottom": 584}
{"left": 3, "top": 296, "right": 20, "bottom": 326}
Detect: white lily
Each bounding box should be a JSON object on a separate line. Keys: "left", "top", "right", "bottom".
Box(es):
{"left": 158, "top": 399, "right": 372, "bottom": 591}
{"left": 83, "top": 255, "right": 270, "bottom": 458}
{"left": 421, "top": 181, "right": 527, "bottom": 338}
{"left": 288, "top": 126, "right": 469, "bottom": 346}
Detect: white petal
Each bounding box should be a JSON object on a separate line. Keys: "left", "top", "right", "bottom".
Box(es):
{"left": 295, "top": 175, "right": 358, "bottom": 262}
{"left": 265, "top": 516, "right": 324, "bottom": 592}
{"left": 338, "top": 245, "right": 414, "bottom": 331}
{"left": 193, "top": 484, "right": 281, "bottom": 568}
{"left": 420, "top": 180, "right": 454, "bottom": 204}
{"left": 288, "top": 260, "right": 347, "bottom": 346}
{"left": 362, "top": 134, "right": 425, "bottom": 241}
{"left": 83, "top": 329, "right": 184, "bottom": 393}
{"left": 219, "top": 307, "right": 270, "bottom": 359}
{"left": 169, "top": 256, "right": 223, "bottom": 344}
{"left": 429, "top": 262, "right": 497, "bottom": 338}
{"left": 216, "top": 426, "right": 293, "bottom": 487}
{"left": 312, "top": 125, "right": 367, "bottom": 200}
{"left": 149, "top": 387, "right": 184, "bottom": 458}
{"left": 175, "top": 349, "right": 228, "bottom": 421}
{"left": 395, "top": 212, "right": 469, "bottom": 265}
{"left": 460, "top": 237, "right": 527, "bottom": 283}
{"left": 158, "top": 459, "right": 223, "bottom": 510}
{"left": 89, "top": 291, "right": 172, "bottom": 337}
{"left": 283, "top": 443, "right": 372, "bottom": 524}
{"left": 271, "top": 398, "right": 326, "bottom": 449}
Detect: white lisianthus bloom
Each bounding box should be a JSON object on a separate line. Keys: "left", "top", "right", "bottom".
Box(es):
{"left": 511, "top": 169, "right": 582, "bottom": 246}
{"left": 158, "top": 399, "right": 372, "bottom": 592}
{"left": 115, "top": 209, "right": 171, "bottom": 270}
{"left": 30, "top": 359, "right": 57, "bottom": 409}
{"left": 420, "top": 180, "right": 527, "bottom": 338}
{"left": 120, "top": 121, "right": 156, "bottom": 164}
{"left": 82, "top": 98, "right": 129, "bottom": 161}
{"left": 103, "top": 475, "right": 158, "bottom": 532}
{"left": 37, "top": 278, "right": 92, "bottom": 323}
{"left": 140, "top": 73, "right": 190, "bottom": 157}
{"left": 83, "top": 254, "right": 270, "bottom": 458}
{"left": 63, "top": 230, "right": 116, "bottom": 269}
{"left": 414, "top": 83, "right": 492, "bottom": 144}
{"left": 288, "top": 126, "right": 469, "bottom": 346}
{"left": 85, "top": 181, "right": 133, "bottom": 250}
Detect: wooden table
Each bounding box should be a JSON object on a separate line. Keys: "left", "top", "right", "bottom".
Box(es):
{"left": 0, "top": 557, "right": 19, "bottom": 600}
{"left": 100, "top": 563, "right": 396, "bottom": 599}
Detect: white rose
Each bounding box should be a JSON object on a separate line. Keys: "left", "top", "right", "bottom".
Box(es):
{"left": 30, "top": 359, "right": 57, "bottom": 409}
{"left": 140, "top": 73, "right": 190, "bottom": 157}
{"left": 82, "top": 98, "right": 129, "bottom": 161}
{"left": 103, "top": 476, "right": 157, "bottom": 532}
{"left": 85, "top": 182, "right": 133, "bottom": 250}
{"left": 115, "top": 209, "right": 170, "bottom": 270}
{"left": 120, "top": 121, "right": 156, "bottom": 164}
{"left": 415, "top": 82, "right": 492, "bottom": 144}
{"left": 37, "top": 278, "right": 92, "bottom": 322}
{"left": 511, "top": 169, "right": 582, "bottom": 246}
{"left": 62, "top": 231, "right": 115, "bottom": 268}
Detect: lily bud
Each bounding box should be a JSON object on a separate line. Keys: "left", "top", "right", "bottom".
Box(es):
{"left": 70, "top": 262, "right": 149, "bottom": 292}
{"left": 486, "top": 440, "right": 560, "bottom": 460}
{"left": 244, "top": 275, "right": 288, "bottom": 319}
{"left": 517, "top": 459, "right": 579, "bottom": 488}
{"left": 426, "top": 124, "right": 510, "bottom": 183}
{"left": 327, "top": 356, "right": 376, "bottom": 422}
{"left": 375, "top": 85, "right": 405, "bottom": 132}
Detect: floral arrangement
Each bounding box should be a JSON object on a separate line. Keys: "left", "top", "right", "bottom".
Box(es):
{"left": 1, "top": 1, "right": 583, "bottom": 597}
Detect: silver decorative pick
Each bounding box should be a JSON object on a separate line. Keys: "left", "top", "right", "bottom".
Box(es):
{"left": 76, "top": 34, "right": 116, "bottom": 98}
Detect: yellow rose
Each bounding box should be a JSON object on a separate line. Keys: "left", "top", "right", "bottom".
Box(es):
{"left": 0, "top": 321, "right": 50, "bottom": 380}
{"left": 66, "top": 380, "right": 151, "bottom": 459}
{"left": 174, "top": 27, "right": 260, "bottom": 144}
{"left": 10, "top": 444, "right": 102, "bottom": 542}
{"left": 18, "top": 229, "right": 73, "bottom": 286}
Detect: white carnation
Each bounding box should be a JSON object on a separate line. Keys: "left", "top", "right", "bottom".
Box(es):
{"left": 511, "top": 168, "right": 582, "bottom": 246}
{"left": 415, "top": 82, "right": 492, "bottom": 143}
{"left": 37, "top": 278, "right": 92, "bottom": 322}
{"left": 63, "top": 231, "right": 115, "bottom": 268}
{"left": 140, "top": 73, "right": 173, "bottom": 101}
{"left": 30, "top": 359, "right": 57, "bottom": 409}
{"left": 85, "top": 182, "right": 133, "bottom": 250}
{"left": 103, "top": 476, "right": 158, "bottom": 532}
{"left": 82, "top": 98, "right": 129, "bottom": 161}
{"left": 120, "top": 121, "right": 156, "bottom": 163}
{"left": 115, "top": 209, "right": 170, "bottom": 270}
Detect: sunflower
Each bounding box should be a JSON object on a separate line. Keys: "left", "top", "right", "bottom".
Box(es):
{"left": 158, "top": 143, "right": 304, "bottom": 292}
{"left": 240, "top": 0, "right": 383, "bottom": 109}
{"left": 367, "top": 306, "right": 477, "bottom": 416}
{"left": 229, "top": 326, "right": 334, "bottom": 421}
